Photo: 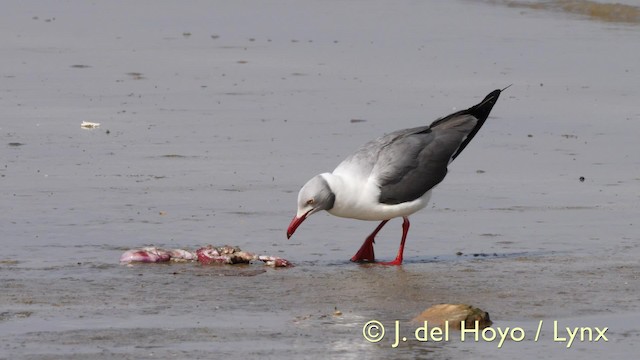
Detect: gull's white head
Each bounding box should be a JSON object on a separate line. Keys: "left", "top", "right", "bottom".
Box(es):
{"left": 287, "top": 174, "right": 335, "bottom": 239}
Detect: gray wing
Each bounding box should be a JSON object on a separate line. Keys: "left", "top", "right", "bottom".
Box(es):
{"left": 375, "top": 115, "right": 479, "bottom": 205}
{"left": 333, "top": 125, "right": 429, "bottom": 178}
{"left": 336, "top": 88, "right": 502, "bottom": 205}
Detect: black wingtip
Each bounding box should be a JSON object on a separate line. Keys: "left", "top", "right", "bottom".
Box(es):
{"left": 467, "top": 88, "right": 503, "bottom": 123}
{"left": 432, "top": 87, "right": 507, "bottom": 162}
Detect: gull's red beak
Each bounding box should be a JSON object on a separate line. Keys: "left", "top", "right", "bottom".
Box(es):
{"left": 287, "top": 215, "right": 305, "bottom": 239}
{"left": 287, "top": 210, "right": 312, "bottom": 239}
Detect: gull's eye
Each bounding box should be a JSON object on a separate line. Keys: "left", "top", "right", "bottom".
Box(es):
{"left": 306, "top": 199, "right": 314, "bottom": 205}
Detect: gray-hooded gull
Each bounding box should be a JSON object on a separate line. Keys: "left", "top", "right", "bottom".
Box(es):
{"left": 287, "top": 88, "right": 505, "bottom": 265}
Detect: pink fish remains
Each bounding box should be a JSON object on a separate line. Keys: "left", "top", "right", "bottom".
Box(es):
{"left": 120, "top": 245, "right": 292, "bottom": 268}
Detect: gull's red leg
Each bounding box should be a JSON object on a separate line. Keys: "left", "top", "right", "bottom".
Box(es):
{"left": 378, "top": 217, "right": 410, "bottom": 266}
{"left": 350, "top": 220, "right": 388, "bottom": 262}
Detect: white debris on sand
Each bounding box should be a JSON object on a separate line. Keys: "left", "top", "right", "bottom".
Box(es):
{"left": 80, "top": 121, "right": 101, "bottom": 129}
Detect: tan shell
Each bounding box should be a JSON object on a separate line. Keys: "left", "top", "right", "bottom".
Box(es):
{"left": 412, "top": 304, "right": 491, "bottom": 330}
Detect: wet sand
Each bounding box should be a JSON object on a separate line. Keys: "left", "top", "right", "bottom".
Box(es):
{"left": 1, "top": 0, "right": 639, "bottom": 358}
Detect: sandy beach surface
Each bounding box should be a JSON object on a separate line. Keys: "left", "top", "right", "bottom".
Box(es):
{"left": 2, "top": 0, "right": 639, "bottom": 358}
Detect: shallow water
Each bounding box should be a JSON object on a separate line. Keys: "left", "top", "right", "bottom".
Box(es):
{"left": 1, "top": 0, "right": 639, "bottom": 358}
